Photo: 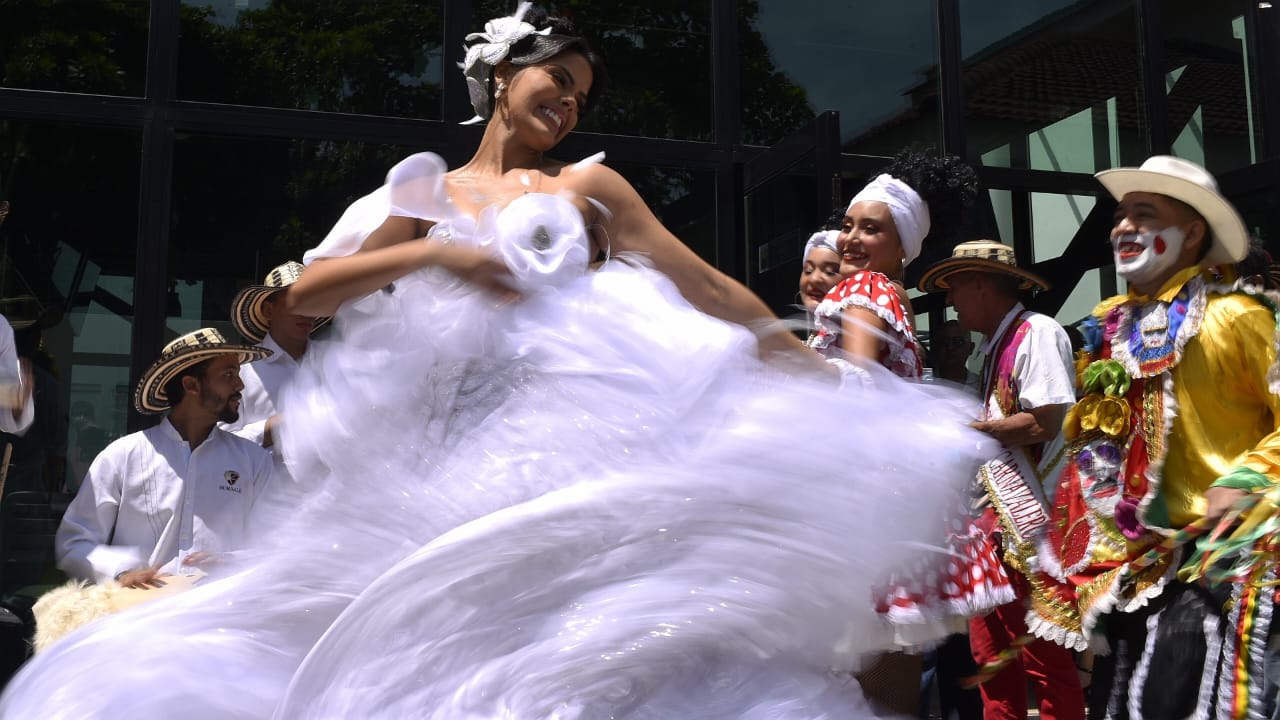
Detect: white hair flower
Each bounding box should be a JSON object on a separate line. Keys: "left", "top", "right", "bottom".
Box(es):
{"left": 460, "top": 2, "right": 551, "bottom": 123}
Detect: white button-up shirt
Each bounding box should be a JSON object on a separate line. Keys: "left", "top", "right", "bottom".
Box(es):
{"left": 978, "top": 303, "right": 1076, "bottom": 414}
{"left": 221, "top": 332, "right": 299, "bottom": 449}
{"left": 55, "top": 418, "right": 273, "bottom": 583}
{"left": 0, "top": 315, "right": 32, "bottom": 435}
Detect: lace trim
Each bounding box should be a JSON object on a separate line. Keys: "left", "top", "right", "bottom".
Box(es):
{"left": 1107, "top": 274, "right": 1207, "bottom": 379}
{"left": 1135, "top": 370, "right": 1178, "bottom": 531}
{"left": 881, "top": 583, "right": 1017, "bottom": 626}
{"left": 812, "top": 286, "right": 920, "bottom": 377}
{"left": 1024, "top": 610, "right": 1088, "bottom": 652}
{"left": 1079, "top": 546, "right": 1180, "bottom": 648}
{"left": 813, "top": 276, "right": 913, "bottom": 338}
{"left": 1125, "top": 609, "right": 1162, "bottom": 719}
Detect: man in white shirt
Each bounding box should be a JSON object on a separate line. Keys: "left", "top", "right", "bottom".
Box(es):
{"left": 56, "top": 328, "right": 273, "bottom": 589}
{"left": 918, "top": 240, "right": 1084, "bottom": 720}
{"left": 221, "top": 261, "right": 327, "bottom": 450}
{"left": 0, "top": 315, "right": 33, "bottom": 437}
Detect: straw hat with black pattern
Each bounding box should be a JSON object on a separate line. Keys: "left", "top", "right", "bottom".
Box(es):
{"left": 134, "top": 328, "right": 270, "bottom": 414}
{"left": 916, "top": 240, "right": 1050, "bottom": 293}
{"left": 1094, "top": 155, "right": 1248, "bottom": 266}
{"left": 230, "top": 261, "right": 330, "bottom": 344}
{"left": 0, "top": 295, "right": 53, "bottom": 330}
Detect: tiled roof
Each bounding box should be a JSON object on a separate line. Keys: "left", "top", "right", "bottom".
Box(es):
{"left": 849, "top": 36, "right": 1252, "bottom": 146}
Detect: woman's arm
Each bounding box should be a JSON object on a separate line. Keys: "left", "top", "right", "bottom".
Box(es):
{"left": 839, "top": 308, "right": 890, "bottom": 364}
{"left": 583, "top": 165, "right": 814, "bottom": 361}
{"left": 288, "top": 215, "right": 514, "bottom": 317}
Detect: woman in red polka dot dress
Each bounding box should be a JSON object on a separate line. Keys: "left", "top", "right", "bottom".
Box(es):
{"left": 809, "top": 150, "right": 1016, "bottom": 712}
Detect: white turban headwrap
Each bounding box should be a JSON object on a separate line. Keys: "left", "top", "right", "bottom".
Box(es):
{"left": 846, "top": 174, "right": 931, "bottom": 267}
{"left": 803, "top": 230, "right": 839, "bottom": 262}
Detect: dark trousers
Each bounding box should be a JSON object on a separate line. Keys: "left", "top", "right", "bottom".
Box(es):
{"left": 1090, "top": 580, "right": 1277, "bottom": 720}
{"left": 920, "top": 632, "right": 983, "bottom": 720}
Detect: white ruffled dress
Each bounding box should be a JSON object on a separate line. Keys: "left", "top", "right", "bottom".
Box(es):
{"left": 0, "top": 153, "right": 997, "bottom": 719}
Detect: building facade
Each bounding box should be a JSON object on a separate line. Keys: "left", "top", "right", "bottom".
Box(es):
{"left": 0, "top": 0, "right": 1276, "bottom": 495}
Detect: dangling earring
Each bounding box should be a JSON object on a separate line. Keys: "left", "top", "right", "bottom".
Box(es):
{"left": 495, "top": 81, "right": 506, "bottom": 99}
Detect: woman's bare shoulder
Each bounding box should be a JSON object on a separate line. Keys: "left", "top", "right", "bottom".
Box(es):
{"left": 551, "top": 159, "right": 632, "bottom": 199}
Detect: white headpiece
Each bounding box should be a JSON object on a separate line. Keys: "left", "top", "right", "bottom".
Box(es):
{"left": 803, "top": 230, "right": 839, "bottom": 262}
{"left": 847, "top": 174, "right": 931, "bottom": 267}
{"left": 460, "top": 2, "right": 551, "bottom": 124}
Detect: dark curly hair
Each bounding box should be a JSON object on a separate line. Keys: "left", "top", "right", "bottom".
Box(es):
{"left": 876, "top": 147, "right": 978, "bottom": 248}
{"left": 484, "top": 8, "right": 609, "bottom": 116}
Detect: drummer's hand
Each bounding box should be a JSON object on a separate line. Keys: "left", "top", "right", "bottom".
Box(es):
{"left": 114, "top": 568, "right": 168, "bottom": 589}
{"left": 181, "top": 551, "right": 224, "bottom": 569}
{"left": 429, "top": 244, "right": 519, "bottom": 303}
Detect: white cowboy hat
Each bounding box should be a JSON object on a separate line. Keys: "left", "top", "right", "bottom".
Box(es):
{"left": 134, "top": 328, "right": 270, "bottom": 414}
{"left": 1094, "top": 155, "right": 1248, "bottom": 266}
{"left": 230, "top": 261, "right": 331, "bottom": 344}
{"left": 916, "top": 240, "right": 1049, "bottom": 293}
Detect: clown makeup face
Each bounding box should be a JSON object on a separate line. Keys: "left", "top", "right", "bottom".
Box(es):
{"left": 1111, "top": 191, "right": 1205, "bottom": 294}
{"left": 1111, "top": 226, "right": 1186, "bottom": 289}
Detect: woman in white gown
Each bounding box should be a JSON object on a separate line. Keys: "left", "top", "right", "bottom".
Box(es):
{"left": 0, "top": 6, "right": 996, "bottom": 718}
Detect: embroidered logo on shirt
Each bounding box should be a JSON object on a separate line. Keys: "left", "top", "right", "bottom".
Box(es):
{"left": 224, "top": 470, "right": 239, "bottom": 486}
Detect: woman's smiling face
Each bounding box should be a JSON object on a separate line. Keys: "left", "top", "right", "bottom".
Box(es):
{"left": 799, "top": 246, "right": 841, "bottom": 311}
{"left": 497, "top": 51, "right": 594, "bottom": 151}
{"left": 837, "top": 201, "right": 904, "bottom": 278}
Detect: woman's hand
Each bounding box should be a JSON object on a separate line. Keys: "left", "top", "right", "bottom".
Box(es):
{"left": 429, "top": 243, "right": 520, "bottom": 303}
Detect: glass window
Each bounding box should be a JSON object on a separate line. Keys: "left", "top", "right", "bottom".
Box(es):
{"left": 610, "top": 163, "right": 717, "bottom": 263}
{"left": 962, "top": 0, "right": 1147, "bottom": 171}
{"left": 178, "top": 1, "right": 445, "bottom": 119}
{"left": 1058, "top": 266, "right": 1121, "bottom": 326}
{"left": 742, "top": 0, "right": 939, "bottom": 151}
{"left": 0, "top": 1, "right": 149, "bottom": 96}
{"left": 743, "top": 163, "right": 823, "bottom": 313}
{"left": 170, "top": 135, "right": 423, "bottom": 337}
{"left": 0, "top": 121, "right": 142, "bottom": 596}
{"left": 472, "top": 2, "right": 714, "bottom": 141}
{"left": 1161, "top": 0, "right": 1263, "bottom": 173}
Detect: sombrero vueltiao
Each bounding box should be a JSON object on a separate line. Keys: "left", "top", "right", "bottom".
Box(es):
{"left": 1094, "top": 155, "right": 1248, "bottom": 267}
{"left": 916, "top": 240, "right": 1050, "bottom": 293}
{"left": 230, "top": 261, "right": 331, "bottom": 344}
{"left": 0, "top": 295, "right": 52, "bottom": 330}
{"left": 134, "top": 328, "right": 270, "bottom": 414}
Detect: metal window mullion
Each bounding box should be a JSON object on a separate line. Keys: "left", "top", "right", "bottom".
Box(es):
{"left": 1247, "top": 1, "right": 1280, "bottom": 160}
{"left": 1138, "top": 0, "right": 1170, "bottom": 156}
{"left": 128, "top": 0, "right": 181, "bottom": 432}
{"left": 936, "top": 0, "right": 966, "bottom": 159}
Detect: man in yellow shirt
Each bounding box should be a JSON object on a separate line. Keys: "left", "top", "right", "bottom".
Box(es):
{"left": 1046, "top": 156, "right": 1279, "bottom": 719}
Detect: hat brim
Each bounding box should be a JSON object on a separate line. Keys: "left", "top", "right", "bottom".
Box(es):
{"left": 1095, "top": 168, "right": 1249, "bottom": 266}
{"left": 230, "top": 285, "right": 331, "bottom": 344}
{"left": 134, "top": 344, "right": 271, "bottom": 415}
{"left": 916, "top": 257, "right": 1050, "bottom": 293}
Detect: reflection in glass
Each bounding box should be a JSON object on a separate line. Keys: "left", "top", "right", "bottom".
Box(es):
{"left": 1162, "top": 0, "right": 1262, "bottom": 173}
{"left": 178, "top": 1, "right": 444, "bottom": 119}
{"left": 609, "top": 163, "right": 716, "bottom": 263}
{"left": 743, "top": 0, "right": 939, "bottom": 152}
{"left": 0, "top": 2, "right": 149, "bottom": 96}
{"left": 1031, "top": 192, "right": 1096, "bottom": 263}
{"left": 744, "top": 166, "right": 821, "bottom": 313}
{"left": 171, "top": 136, "right": 422, "bottom": 336}
{"left": 0, "top": 120, "right": 140, "bottom": 515}
{"left": 962, "top": 0, "right": 1146, "bottom": 170}
{"left": 473, "top": 1, "right": 715, "bottom": 141}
